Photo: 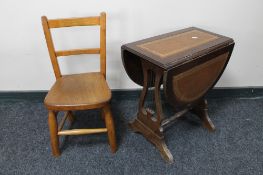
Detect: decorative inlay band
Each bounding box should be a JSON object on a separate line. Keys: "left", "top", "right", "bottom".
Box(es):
{"left": 138, "top": 30, "right": 219, "bottom": 58}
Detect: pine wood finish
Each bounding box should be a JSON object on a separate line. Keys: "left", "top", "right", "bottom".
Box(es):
{"left": 122, "top": 27, "right": 235, "bottom": 163}
{"left": 44, "top": 73, "right": 111, "bottom": 111}
{"left": 42, "top": 12, "right": 117, "bottom": 156}
{"left": 55, "top": 48, "right": 100, "bottom": 57}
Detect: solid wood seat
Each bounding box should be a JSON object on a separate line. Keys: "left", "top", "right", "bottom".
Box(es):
{"left": 44, "top": 72, "right": 111, "bottom": 111}
{"left": 42, "top": 12, "right": 117, "bottom": 157}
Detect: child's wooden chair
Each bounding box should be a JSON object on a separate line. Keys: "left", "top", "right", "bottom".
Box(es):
{"left": 42, "top": 12, "right": 117, "bottom": 156}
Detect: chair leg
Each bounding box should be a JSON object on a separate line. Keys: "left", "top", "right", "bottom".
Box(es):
{"left": 103, "top": 104, "right": 117, "bottom": 153}
{"left": 48, "top": 111, "right": 61, "bottom": 156}
{"left": 67, "top": 111, "right": 75, "bottom": 123}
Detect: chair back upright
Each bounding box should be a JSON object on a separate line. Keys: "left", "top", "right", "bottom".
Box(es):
{"left": 42, "top": 12, "right": 106, "bottom": 79}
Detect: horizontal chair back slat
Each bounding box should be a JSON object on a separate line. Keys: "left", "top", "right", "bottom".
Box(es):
{"left": 48, "top": 16, "right": 100, "bottom": 28}
{"left": 56, "top": 48, "right": 100, "bottom": 57}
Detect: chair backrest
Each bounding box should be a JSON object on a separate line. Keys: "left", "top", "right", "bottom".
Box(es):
{"left": 42, "top": 12, "right": 106, "bottom": 79}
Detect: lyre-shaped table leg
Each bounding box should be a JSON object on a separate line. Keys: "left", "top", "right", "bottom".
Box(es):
{"left": 129, "top": 61, "right": 174, "bottom": 163}
{"left": 129, "top": 112, "right": 174, "bottom": 163}
{"left": 191, "top": 99, "right": 215, "bottom": 132}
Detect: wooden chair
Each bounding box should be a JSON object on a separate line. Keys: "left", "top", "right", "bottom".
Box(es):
{"left": 41, "top": 12, "right": 117, "bottom": 156}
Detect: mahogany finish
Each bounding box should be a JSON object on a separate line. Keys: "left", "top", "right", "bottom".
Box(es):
{"left": 42, "top": 12, "right": 117, "bottom": 156}
{"left": 122, "top": 27, "right": 234, "bottom": 163}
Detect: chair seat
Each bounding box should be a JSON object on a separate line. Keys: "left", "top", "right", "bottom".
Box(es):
{"left": 44, "top": 72, "right": 111, "bottom": 110}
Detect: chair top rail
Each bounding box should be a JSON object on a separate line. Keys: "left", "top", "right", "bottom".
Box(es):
{"left": 48, "top": 16, "right": 100, "bottom": 28}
